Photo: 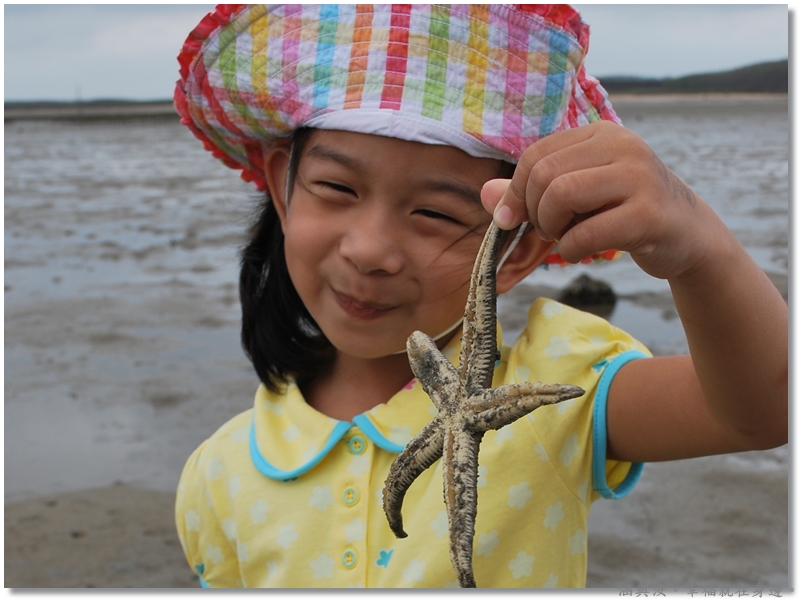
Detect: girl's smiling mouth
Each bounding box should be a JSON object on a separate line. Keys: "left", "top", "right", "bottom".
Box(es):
{"left": 332, "top": 289, "right": 398, "bottom": 319}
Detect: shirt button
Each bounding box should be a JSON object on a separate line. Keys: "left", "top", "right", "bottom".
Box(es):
{"left": 342, "top": 486, "right": 359, "bottom": 507}
{"left": 342, "top": 549, "right": 357, "bottom": 569}
{"left": 348, "top": 435, "right": 366, "bottom": 455}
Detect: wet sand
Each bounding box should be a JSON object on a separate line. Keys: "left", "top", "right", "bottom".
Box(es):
{"left": 5, "top": 485, "right": 197, "bottom": 589}
{"left": 4, "top": 274, "right": 789, "bottom": 590}
{"left": 4, "top": 97, "right": 789, "bottom": 589}
{"left": 4, "top": 418, "right": 789, "bottom": 590}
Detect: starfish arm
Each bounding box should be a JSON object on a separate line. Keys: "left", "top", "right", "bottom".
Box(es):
{"left": 407, "top": 331, "right": 461, "bottom": 410}
{"left": 389, "top": 222, "right": 588, "bottom": 588}
{"left": 458, "top": 223, "right": 504, "bottom": 395}
{"left": 443, "top": 425, "right": 482, "bottom": 588}
{"left": 469, "top": 383, "right": 585, "bottom": 432}
{"left": 383, "top": 417, "right": 445, "bottom": 538}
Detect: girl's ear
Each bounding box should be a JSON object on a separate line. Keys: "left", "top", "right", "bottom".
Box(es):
{"left": 495, "top": 226, "right": 556, "bottom": 294}
{"left": 262, "top": 143, "right": 292, "bottom": 229}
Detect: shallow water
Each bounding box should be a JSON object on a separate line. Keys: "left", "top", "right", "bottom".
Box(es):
{"left": 4, "top": 97, "right": 788, "bottom": 500}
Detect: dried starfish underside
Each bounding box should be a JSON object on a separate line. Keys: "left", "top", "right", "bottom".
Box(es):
{"left": 382, "top": 222, "right": 585, "bottom": 588}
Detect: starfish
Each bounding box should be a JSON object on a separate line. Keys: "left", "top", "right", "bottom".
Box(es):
{"left": 382, "top": 222, "right": 585, "bottom": 588}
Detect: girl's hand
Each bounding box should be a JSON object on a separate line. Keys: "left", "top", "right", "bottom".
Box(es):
{"left": 481, "top": 121, "right": 727, "bottom": 281}
{"left": 479, "top": 121, "right": 788, "bottom": 462}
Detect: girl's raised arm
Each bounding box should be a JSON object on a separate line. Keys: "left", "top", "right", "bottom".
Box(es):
{"left": 481, "top": 121, "right": 788, "bottom": 462}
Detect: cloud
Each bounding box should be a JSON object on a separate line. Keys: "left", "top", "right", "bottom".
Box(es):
{"left": 3, "top": 4, "right": 790, "bottom": 101}
{"left": 4, "top": 5, "right": 211, "bottom": 101}
{"left": 576, "top": 4, "right": 789, "bottom": 78}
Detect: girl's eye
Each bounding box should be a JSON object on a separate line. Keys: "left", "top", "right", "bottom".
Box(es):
{"left": 415, "top": 209, "right": 460, "bottom": 224}
{"left": 320, "top": 181, "right": 355, "bottom": 195}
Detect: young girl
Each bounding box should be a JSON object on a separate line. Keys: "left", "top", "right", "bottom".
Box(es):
{"left": 173, "top": 4, "right": 787, "bottom": 588}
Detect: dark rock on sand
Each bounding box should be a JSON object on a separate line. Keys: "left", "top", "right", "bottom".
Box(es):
{"left": 558, "top": 273, "right": 617, "bottom": 319}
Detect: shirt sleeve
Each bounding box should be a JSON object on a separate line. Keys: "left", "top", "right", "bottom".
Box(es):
{"left": 175, "top": 439, "right": 242, "bottom": 588}
{"left": 507, "top": 298, "right": 652, "bottom": 504}
{"left": 591, "top": 350, "right": 647, "bottom": 499}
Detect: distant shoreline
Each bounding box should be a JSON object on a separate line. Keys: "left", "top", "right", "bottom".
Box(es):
{"left": 609, "top": 92, "right": 787, "bottom": 102}
{"left": 4, "top": 92, "right": 788, "bottom": 122}
{"left": 4, "top": 101, "right": 177, "bottom": 122}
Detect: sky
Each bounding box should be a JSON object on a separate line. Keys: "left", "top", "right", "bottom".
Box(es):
{"left": 3, "top": 3, "right": 790, "bottom": 102}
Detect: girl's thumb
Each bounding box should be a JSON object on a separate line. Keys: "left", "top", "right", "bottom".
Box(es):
{"left": 481, "top": 179, "right": 519, "bottom": 230}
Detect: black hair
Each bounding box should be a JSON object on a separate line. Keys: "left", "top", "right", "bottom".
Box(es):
{"left": 239, "top": 128, "right": 517, "bottom": 393}
{"left": 239, "top": 128, "right": 334, "bottom": 393}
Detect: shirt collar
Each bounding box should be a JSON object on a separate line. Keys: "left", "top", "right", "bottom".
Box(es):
{"left": 249, "top": 327, "right": 500, "bottom": 481}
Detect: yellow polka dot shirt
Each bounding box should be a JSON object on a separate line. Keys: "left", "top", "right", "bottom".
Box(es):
{"left": 175, "top": 299, "right": 650, "bottom": 587}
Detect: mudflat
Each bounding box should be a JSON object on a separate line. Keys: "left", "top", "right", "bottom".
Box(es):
{"left": 5, "top": 96, "right": 788, "bottom": 589}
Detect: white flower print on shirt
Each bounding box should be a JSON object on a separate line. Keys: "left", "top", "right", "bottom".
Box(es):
{"left": 534, "top": 442, "right": 549, "bottom": 461}
{"left": 555, "top": 399, "right": 577, "bottom": 415}
{"left": 403, "top": 559, "right": 427, "bottom": 584}
{"left": 228, "top": 475, "right": 241, "bottom": 498}
{"left": 309, "top": 486, "right": 334, "bottom": 511}
{"left": 544, "top": 501, "right": 564, "bottom": 531}
{"left": 206, "top": 457, "right": 223, "bottom": 481}
{"left": 310, "top": 553, "right": 335, "bottom": 580}
{"left": 477, "top": 465, "right": 488, "bottom": 487}
{"left": 590, "top": 334, "right": 608, "bottom": 346}
{"left": 569, "top": 529, "right": 586, "bottom": 555}
{"left": 281, "top": 425, "right": 300, "bottom": 442}
{"left": 430, "top": 510, "right": 448, "bottom": 538}
{"left": 184, "top": 509, "right": 200, "bottom": 531}
{"left": 222, "top": 518, "right": 237, "bottom": 541}
{"left": 541, "top": 300, "right": 564, "bottom": 318}
{"left": 494, "top": 423, "right": 514, "bottom": 444}
{"left": 263, "top": 400, "right": 284, "bottom": 415}
{"left": 206, "top": 544, "right": 224, "bottom": 565}
{"left": 389, "top": 425, "right": 413, "bottom": 445}
{"left": 476, "top": 530, "right": 499, "bottom": 557}
{"left": 577, "top": 479, "right": 589, "bottom": 501}
{"left": 344, "top": 518, "right": 366, "bottom": 542}
{"left": 230, "top": 425, "right": 249, "bottom": 442}
{"left": 250, "top": 499, "right": 269, "bottom": 525}
{"left": 509, "top": 551, "right": 535, "bottom": 579}
{"left": 276, "top": 524, "right": 298, "bottom": 549}
{"left": 348, "top": 453, "right": 371, "bottom": 477}
{"left": 544, "top": 336, "right": 571, "bottom": 361}
{"left": 508, "top": 482, "right": 533, "bottom": 510}
{"left": 301, "top": 444, "right": 318, "bottom": 464}
{"left": 560, "top": 433, "right": 581, "bottom": 467}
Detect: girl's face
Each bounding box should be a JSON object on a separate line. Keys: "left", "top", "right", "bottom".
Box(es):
{"left": 280, "top": 130, "right": 505, "bottom": 360}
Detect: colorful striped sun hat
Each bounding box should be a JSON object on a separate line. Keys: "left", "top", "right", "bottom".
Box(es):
{"left": 175, "top": 4, "right": 621, "bottom": 266}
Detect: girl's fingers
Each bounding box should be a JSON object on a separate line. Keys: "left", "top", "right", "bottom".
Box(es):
{"left": 480, "top": 179, "right": 511, "bottom": 216}
{"left": 535, "top": 164, "right": 632, "bottom": 241}
{"left": 556, "top": 201, "right": 658, "bottom": 268}
{"left": 555, "top": 189, "right": 693, "bottom": 280}
{"left": 484, "top": 121, "right": 706, "bottom": 279}
{"left": 493, "top": 123, "right": 619, "bottom": 230}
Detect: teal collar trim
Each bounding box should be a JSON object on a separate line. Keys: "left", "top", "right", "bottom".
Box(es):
{"left": 250, "top": 413, "right": 353, "bottom": 481}
{"left": 247, "top": 329, "right": 464, "bottom": 481}
{"left": 249, "top": 411, "right": 408, "bottom": 480}
{"left": 352, "top": 414, "right": 406, "bottom": 453}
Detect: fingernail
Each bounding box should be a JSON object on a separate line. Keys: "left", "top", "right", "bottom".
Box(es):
{"left": 493, "top": 204, "right": 516, "bottom": 230}
{"left": 534, "top": 226, "right": 552, "bottom": 242}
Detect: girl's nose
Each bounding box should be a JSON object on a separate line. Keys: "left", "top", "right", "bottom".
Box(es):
{"left": 339, "top": 211, "right": 405, "bottom": 276}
